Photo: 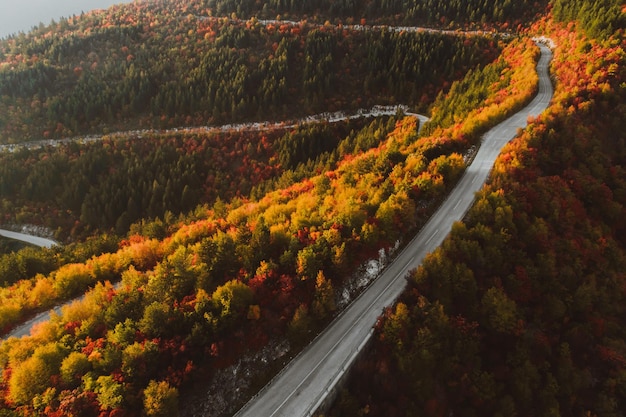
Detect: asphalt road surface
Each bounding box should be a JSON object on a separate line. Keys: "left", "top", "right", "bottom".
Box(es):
{"left": 234, "top": 41, "right": 553, "bottom": 417}
{"left": 0, "top": 228, "right": 57, "bottom": 248}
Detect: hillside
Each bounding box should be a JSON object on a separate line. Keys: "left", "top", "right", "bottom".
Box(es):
{"left": 0, "top": 6, "right": 499, "bottom": 240}
{"left": 0, "top": 1, "right": 502, "bottom": 145}
{"left": 0, "top": 0, "right": 624, "bottom": 416}
{"left": 327, "top": 6, "right": 626, "bottom": 417}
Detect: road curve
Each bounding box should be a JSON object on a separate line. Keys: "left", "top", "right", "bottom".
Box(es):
{"left": 234, "top": 42, "right": 553, "bottom": 417}
{"left": 0, "top": 228, "right": 57, "bottom": 248}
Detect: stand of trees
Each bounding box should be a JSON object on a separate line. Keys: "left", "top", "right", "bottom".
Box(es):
{"left": 0, "top": 237, "right": 29, "bottom": 254}
{"left": 0, "top": 116, "right": 403, "bottom": 241}
{"left": 0, "top": 235, "right": 119, "bottom": 287}
{"left": 552, "top": 0, "right": 625, "bottom": 39}
{"left": 203, "top": 0, "right": 548, "bottom": 27}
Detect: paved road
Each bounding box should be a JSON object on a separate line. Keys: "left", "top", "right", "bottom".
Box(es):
{"left": 0, "top": 105, "right": 420, "bottom": 153}
{"left": 0, "top": 228, "right": 57, "bottom": 248}
{"left": 234, "top": 42, "right": 553, "bottom": 417}
{"left": 0, "top": 108, "right": 427, "bottom": 342}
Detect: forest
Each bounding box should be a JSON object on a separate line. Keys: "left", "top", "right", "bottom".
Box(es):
{"left": 0, "top": 8, "right": 542, "bottom": 415}
{"left": 328, "top": 4, "right": 626, "bottom": 417}
{"left": 193, "top": 0, "right": 548, "bottom": 27}
{"left": 0, "top": 117, "right": 384, "bottom": 238}
{"left": 0, "top": 0, "right": 624, "bottom": 416}
{"left": 0, "top": 4, "right": 498, "bottom": 144}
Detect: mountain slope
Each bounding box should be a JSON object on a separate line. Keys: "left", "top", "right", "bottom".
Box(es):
{"left": 0, "top": 1, "right": 624, "bottom": 417}
{"left": 327, "top": 17, "right": 626, "bottom": 417}
{"left": 0, "top": 7, "right": 497, "bottom": 144}
{"left": 233, "top": 41, "right": 553, "bottom": 417}
{"left": 0, "top": 33, "right": 541, "bottom": 417}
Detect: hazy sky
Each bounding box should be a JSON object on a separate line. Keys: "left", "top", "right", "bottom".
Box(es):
{"left": 0, "top": 0, "right": 135, "bottom": 38}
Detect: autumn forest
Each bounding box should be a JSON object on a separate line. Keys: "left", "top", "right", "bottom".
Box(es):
{"left": 0, "top": 0, "right": 624, "bottom": 416}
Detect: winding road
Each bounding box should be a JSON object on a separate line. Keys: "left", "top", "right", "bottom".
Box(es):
{"left": 0, "top": 105, "right": 425, "bottom": 153}
{"left": 234, "top": 41, "right": 553, "bottom": 417}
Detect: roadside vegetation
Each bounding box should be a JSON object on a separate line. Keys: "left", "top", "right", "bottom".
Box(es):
{"left": 327, "top": 4, "right": 626, "bottom": 417}
{"left": 1, "top": 0, "right": 623, "bottom": 416}
{"left": 0, "top": 26, "right": 540, "bottom": 416}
